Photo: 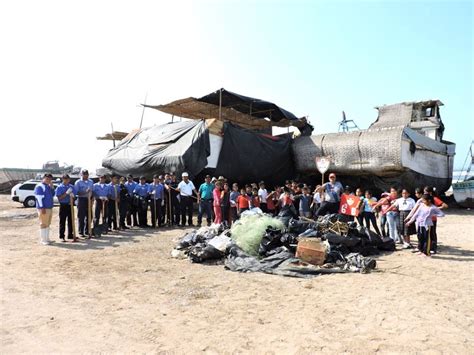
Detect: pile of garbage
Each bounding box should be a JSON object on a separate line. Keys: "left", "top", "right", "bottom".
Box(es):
{"left": 172, "top": 207, "right": 395, "bottom": 278}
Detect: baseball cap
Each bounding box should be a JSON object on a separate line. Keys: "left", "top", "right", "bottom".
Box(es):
{"left": 139, "top": 176, "right": 146, "bottom": 180}
{"left": 182, "top": 172, "right": 189, "bottom": 177}
{"left": 81, "top": 169, "right": 89, "bottom": 175}
{"left": 43, "top": 173, "right": 53, "bottom": 178}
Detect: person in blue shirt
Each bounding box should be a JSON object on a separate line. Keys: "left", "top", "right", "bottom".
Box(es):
{"left": 55, "top": 174, "right": 76, "bottom": 242}
{"left": 133, "top": 176, "right": 150, "bottom": 227}
{"left": 125, "top": 174, "right": 138, "bottom": 227}
{"left": 34, "top": 173, "right": 55, "bottom": 245}
{"left": 92, "top": 174, "right": 109, "bottom": 234}
{"left": 74, "top": 169, "right": 94, "bottom": 237}
{"left": 197, "top": 175, "right": 214, "bottom": 227}
{"left": 107, "top": 175, "right": 120, "bottom": 231}
{"left": 148, "top": 174, "right": 165, "bottom": 228}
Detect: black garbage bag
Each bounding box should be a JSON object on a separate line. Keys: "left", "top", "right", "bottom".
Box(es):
{"left": 323, "top": 232, "right": 347, "bottom": 245}
{"left": 288, "top": 218, "right": 315, "bottom": 234}
{"left": 377, "top": 236, "right": 396, "bottom": 251}
{"left": 176, "top": 231, "right": 197, "bottom": 249}
{"left": 280, "top": 232, "right": 299, "bottom": 252}
{"left": 259, "top": 227, "right": 284, "bottom": 256}
{"left": 188, "top": 244, "right": 224, "bottom": 263}
{"left": 276, "top": 205, "right": 299, "bottom": 226}
{"left": 344, "top": 253, "right": 377, "bottom": 273}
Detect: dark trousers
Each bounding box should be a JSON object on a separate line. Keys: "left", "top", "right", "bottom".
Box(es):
{"left": 363, "top": 211, "right": 382, "bottom": 235}
{"left": 77, "top": 197, "right": 90, "bottom": 235}
{"left": 260, "top": 203, "right": 268, "bottom": 213}
{"left": 198, "top": 199, "right": 212, "bottom": 225}
{"left": 150, "top": 198, "right": 162, "bottom": 228}
{"left": 172, "top": 198, "right": 180, "bottom": 225}
{"left": 107, "top": 200, "right": 118, "bottom": 230}
{"left": 94, "top": 199, "right": 107, "bottom": 226}
{"left": 315, "top": 201, "right": 339, "bottom": 217}
{"left": 230, "top": 206, "right": 238, "bottom": 222}
{"left": 417, "top": 226, "right": 432, "bottom": 255}
{"left": 119, "top": 200, "right": 128, "bottom": 228}
{"left": 356, "top": 215, "right": 364, "bottom": 226}
{"left": 380, "top": 214, "right": 388, "bottom": 237}
{"left": 59, "top": 203, "right": 73, "bottom": 238}
{"left": 221, "top": 204, "right": 230, "bottom": 225}
{"left": 137, "top": 199, "right": 148, "bottom": 227}
{"left": 180, "top": 196, "right": 193, "bottom": 226}
{"left": 126, "top": 201, "right": 138, "bottom": 227}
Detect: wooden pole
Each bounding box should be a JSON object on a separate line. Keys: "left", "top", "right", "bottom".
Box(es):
{"left": 111, "top": 122, "right": 116, "bottom": 148}
{"left": 139, "top": 92, "right": 148, "bottom": 129}
{"left": 218, "top": 89, "right": 222, "bottom": 120}
{"left": 70, "top": 194, "right": 77, "bottom": 241}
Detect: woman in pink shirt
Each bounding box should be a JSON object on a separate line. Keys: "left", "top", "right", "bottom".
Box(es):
{"left": 213, "top": 181, "right": 222, "bottom": 225}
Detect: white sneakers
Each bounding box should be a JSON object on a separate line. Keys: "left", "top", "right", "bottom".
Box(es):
{"left": 39, "top": 228, "right": 51, "bottom": 245}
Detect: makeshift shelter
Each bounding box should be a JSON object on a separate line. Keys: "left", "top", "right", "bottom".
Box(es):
{"left": 143, "top": 88, "right": 310, "bottom": 132}
{"left": 102, "top": 120, "right": 210, "bottom": 178}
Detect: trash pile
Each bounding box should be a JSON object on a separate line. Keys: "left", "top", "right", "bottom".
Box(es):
{"left": 172, "top": 207, "right": 396, "bottom": 278}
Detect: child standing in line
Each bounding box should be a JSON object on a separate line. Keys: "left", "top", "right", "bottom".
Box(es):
{"left": 212, "top": 181, "right": 222, "bottom": 225}
{"left": 236, "top": 188, "right": 251, "bottom": 217}
{"left": 362, "top": 190, "right": 382, "bottom": 235}
{"left": 251, "top": 188, "right": 260, "bottom": 209}
{"left": 229, "top": 183, "right": 240, "bottom": 223}
{"left": 406, "top": 194, "right": 445, "bottom": 256}
{"left": 299, "top": 186, "right": 312, "bottom": 218}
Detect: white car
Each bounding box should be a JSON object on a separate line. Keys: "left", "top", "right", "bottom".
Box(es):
{"left": 11, "top": 180, "right": 60, "bottom": 208}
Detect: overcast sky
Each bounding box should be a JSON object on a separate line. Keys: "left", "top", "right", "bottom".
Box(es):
{"left": 1, "top": 0, "right": 472, "bottom": 172}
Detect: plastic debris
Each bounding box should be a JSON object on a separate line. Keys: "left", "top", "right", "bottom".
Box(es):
{"left": 230, "top": 214, "right": 285, "bottom": 256}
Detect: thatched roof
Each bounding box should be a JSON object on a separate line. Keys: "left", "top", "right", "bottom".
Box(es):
{"left": 144, "top": 88, "right": 308, "bottom": 131}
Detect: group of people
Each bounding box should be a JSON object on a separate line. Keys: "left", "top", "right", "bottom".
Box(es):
{"left": 34, "top": 171, "right": 447, "bottom": 256}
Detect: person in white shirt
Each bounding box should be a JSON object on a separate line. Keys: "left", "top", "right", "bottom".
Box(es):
{"left": 387, "top": 189, "right": 416, "bottom": 248}
{"left": 258, "top": 181, "right": 268, "bottom": 213}
{"left": 177, "top": 172, "right": 199, "bottom": 226}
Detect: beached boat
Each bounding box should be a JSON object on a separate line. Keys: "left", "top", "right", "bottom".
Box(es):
{"left": 452, "top": 142, "right": 473, "bottom": 208}
{"left": 293, "top": 100, "right": 456, "bottom": 192}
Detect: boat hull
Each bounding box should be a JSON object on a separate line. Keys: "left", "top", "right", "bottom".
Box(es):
{"left": 292, "top": 126, "right": 455, "bottom": 193}
{"left": 452, "top": 180, "right": 474, "bottom": 208}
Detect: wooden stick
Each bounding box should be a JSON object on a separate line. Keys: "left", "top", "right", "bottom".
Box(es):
{"left": 87, "top": 191, "right": 92, "bottom": 238}
{"left": 70, "top": 194, "right": 77, "bottom": 241}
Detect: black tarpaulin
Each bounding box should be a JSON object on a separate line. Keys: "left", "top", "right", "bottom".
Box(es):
{"left": 215, "top": 123, "right": 294, "bottom": 186}
{"left": 101, "top": 120, "right": 210, "bottom": 178}
{"left": 198, "top": 88, "right": 301, "bottom": 123}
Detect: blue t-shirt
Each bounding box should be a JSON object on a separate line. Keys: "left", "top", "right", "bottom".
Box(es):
{"left": 108, "top": 183, "right": 120, "bottom": 200}
{"left": 93, "top": 183, "right": 109, "bottom": 198}
{"left": 134, "top": 183, "right": 149, "bottom": 198}
{"left": 35, "top": 183, "right": 54, "bottom": 209}
{"left": 55, "top": 183, "right": 75, "bottom": 204}
{"left": 148, "top": 183, "right": 164, "bottom": 200}
{"left": 124, "top": 181, "right": 137, "bottom": 195}
{"left": 75, "top": 179, "right": 94, "bottom": 197}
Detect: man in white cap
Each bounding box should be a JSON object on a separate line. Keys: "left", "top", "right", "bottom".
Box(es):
{"left": 177, "top": 172, "right": 199, "bottom": 227}
{"left": 34, "top": 173, "right": 55, "bottom": 245}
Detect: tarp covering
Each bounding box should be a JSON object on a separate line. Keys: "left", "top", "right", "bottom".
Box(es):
{"left": 198, "top": 88, "right": 302, "bottom": 124}
{"left": 144, "top": 88, "right": 309, "bottom": 130}
{"left": 102, "top": 120, "right": 210, "bottom": 178}
{"left": 215, "top": 123, "right": 294, "bottom": 185}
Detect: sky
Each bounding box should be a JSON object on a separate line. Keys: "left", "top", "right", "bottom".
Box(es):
{"left": 0, "top": 0, "right": 472, "bottom": 172}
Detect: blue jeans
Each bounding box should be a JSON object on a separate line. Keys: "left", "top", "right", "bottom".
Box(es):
{"left": 386, "top": 211, "right": 401, "bottom": 243}
{"left": 198, "top": 199, "right": 213, "bottom": 225}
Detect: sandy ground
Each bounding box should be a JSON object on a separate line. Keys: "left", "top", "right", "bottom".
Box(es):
{"left": 1, "top": 195, "right": 473, "bottom": 354}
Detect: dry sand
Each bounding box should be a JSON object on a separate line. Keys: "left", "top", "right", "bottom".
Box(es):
{"left": 1, "top": 195, "right": 473, "bottom": 354}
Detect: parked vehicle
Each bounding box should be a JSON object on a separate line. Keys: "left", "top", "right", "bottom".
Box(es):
{"left": 11, "top": 180, "right": 59, "bottom": 208}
